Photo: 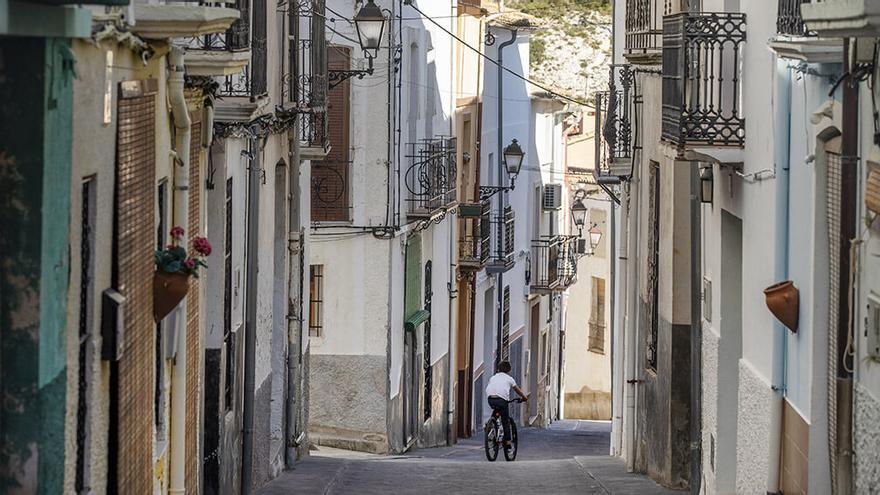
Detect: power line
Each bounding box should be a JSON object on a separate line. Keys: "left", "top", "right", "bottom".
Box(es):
{"left": 404, "top": 3, "right": 596, "bottom": 109}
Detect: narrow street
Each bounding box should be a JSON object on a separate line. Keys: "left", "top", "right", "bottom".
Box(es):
{"left": 259, "top": 421, "right": 677, "bottom": 494}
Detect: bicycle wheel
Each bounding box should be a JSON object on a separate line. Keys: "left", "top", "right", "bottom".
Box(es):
{"left": 484, "top": 419, "right": 499, "bottom": 461}
{"left": 503, "top": 420, "right": 518, "bottom": 461}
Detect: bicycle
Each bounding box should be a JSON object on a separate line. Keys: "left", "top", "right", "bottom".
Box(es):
{"left": 484, "top": 397, "right": 524, "bottom": 462}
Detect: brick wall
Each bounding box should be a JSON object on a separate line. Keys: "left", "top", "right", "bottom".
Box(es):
{"left": 185, "top": 117, "right": 202, "bottom": 494}
{"left": 114, "top": 80, "right": 157, "bottom": 494}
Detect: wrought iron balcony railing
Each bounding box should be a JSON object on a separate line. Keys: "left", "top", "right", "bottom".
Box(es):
{"left": 777, "top": 0, "right": 814, "bottom": 36}
{"left": 405, "top": 137, "right": 458, "bottom": 218}
{"left": 187, "top": 0, "right": 267, "bottom": 99}
{"left": 530, "top": 235, "right": 577, "bottom": 293}
{"left": 311, "top": 160, "right": 351, "bottom": 222}
{"left": 486, "top": 205, "right": 515, "bottom": 273}
{"left": 595, "top": 64, "right": 636, "bottom": 181}
{"left": 662, "top": 12, "right": 747, "bottom": 148}
{"left": 625, "top": 0, "right": 664, "bottom": 62}
{"left": 458, "top": 201, "right": 491, "bottom": 271}
{"left": 288, "top": 0, "right": 329, "bottom": 152}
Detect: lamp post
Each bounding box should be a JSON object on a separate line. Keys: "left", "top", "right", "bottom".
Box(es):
{"left": 480, "top": 139, "right": 524, "bottom": 201}
{"left": 570, "top": 198, "right": 588, "bottom": 236}
{"left": 329, "top": 0, "right": 387, "bottom": 89}
{"left": 700, "top": 164, "right": 714, "bottom": 204}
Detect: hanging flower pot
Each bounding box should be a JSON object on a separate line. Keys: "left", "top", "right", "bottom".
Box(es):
{"left": 153, "top": 270, "right": 190, "bottom": 322}
{"left": 152, "top": 226, "right": 212, "bottom": 322}
{"left": 764, "top": 280, "right": 800, "bottom": 332}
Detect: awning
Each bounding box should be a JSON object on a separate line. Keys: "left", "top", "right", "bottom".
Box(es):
{"left": 404, "top": 310, "right": 430, "bottom": 332}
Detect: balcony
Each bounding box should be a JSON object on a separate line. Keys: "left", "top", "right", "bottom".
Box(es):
{"left": 530, "top": 236, "right": 577, "bottom": 294}
{"left": 662, "top": 12, "right": 747, "bottom": 149}
{"left": 458, "top": 202, "right": 491, "bottom": 272}
{"left": 131, "top": 1, "right": 240, "bottom": 40}
{"left": 405, "top": 137, "right": 458, "bottom": 219}
{"left": 625, "top": 0, "right": 664, "bottom": 64}
{"left": 802, "top": 0, "right": 880, "bottom": 38}
{"left": 594, "top": 65, "right": 635, "bottom": 183}
{"left": 486, "top": 205, "right": 515, "bottom": 274}
{"left": 770, "top": 0, "right": 843, "bottom": 63}
{"left": 287, "top": 0, "right": 329, "bottom": 158}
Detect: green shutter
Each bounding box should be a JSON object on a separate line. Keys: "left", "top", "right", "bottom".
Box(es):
{"left": 404, "top": 233, "right": 422, "bottom": 322}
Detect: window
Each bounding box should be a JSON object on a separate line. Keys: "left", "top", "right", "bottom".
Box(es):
{"left": 312, "top": 46, "right": 351, "bottom": 222}
{"left": 424, "top": 261, "right": 432, "bottom": 420}
{"left": 501, "top": 286, "right": 511, "bottom": 362}
{"left": 155, "top": 180, "right": 169, "bottom": 438}
{"left": 646, "top": 162, "right": 660, "bottom": 370}
{"left": 588, "top": 277, "right": 606, "bottom": 354}
{"left": 75, "top": 177, "right": 96, "bottom": 493}
{"left": 224, "top": 178, "right": 235, "bottom": 412}
{"left": 309, "top": 265, "right": 324, "bottom": 337}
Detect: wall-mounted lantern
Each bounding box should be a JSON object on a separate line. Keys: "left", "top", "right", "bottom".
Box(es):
{"left": 354, "top": 0, "right": 386, "bottom": 60}
{"left": 480, "top": 138, "right": 525, "bottom": 201}
{"left": 588, "top": 224, "right": 603, "bottom": 251}
{"left": 571, "top": 198, "right": 588, "bottom": 236}
{"left": 700, "top": 164, "right": 714, "bottom": 204}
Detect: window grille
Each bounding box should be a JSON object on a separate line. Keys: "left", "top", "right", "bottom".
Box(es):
{"left": 155, "top": 180, "right": 168, "bottom": 439}
{"left": 75, "top": 177, "right": 96, "bottom": 493}
{"left": 424, "top": 261, "right": 432, "bottom": 420}
{"left": 501, "top": 286, "right": 511, "bottom": 361}
{"left": 309, "top": 265, "right": 324, "bottom": 337}
{"left": 647, "top": 163, "right": 660, "bottom": 370}
{"left": 224, "top": 178, "right": 235, "bottom": 411}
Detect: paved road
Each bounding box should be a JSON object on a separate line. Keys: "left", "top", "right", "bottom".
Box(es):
{"left": 259, "top": 420, "right": 680, "bottom": 494}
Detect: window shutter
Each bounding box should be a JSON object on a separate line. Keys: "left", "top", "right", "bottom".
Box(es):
{"left": 312, "top": 46, "right": 351, "bottom": 221}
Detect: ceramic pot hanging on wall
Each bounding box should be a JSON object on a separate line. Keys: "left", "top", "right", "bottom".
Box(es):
{"left": 764, "top": 280, "right": 800, "bottom": 332}
{"left": 153, "top": 270, "right": 190, "bottom": 322}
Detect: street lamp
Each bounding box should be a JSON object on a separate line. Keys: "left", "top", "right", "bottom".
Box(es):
{"left": 570, "top": 198, "right": 588, "bottom": 236}
{"left": 354, "top": 0, "right": 385, "bottom": 60}
{"left": 480, "top": 138, "right": 525, "bottom": 201}
{"left": 700, "top": 164, "right": 714, "bottom": 204}
{"left": 329, "top": 0, "right": 386, "bottom": 89}
{"left": 503, "top": 138, "right": 524, "bottom": 178}
{"left": 588, "top": 224, "right": 603, "bottom": 251}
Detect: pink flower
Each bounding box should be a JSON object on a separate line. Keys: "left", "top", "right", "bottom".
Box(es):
{"left": 170, "top": 226, "right": 185, "bottom": 239}
{"left": 184, "top": 258, "right": 197, "bottom": 269}
{"left": 192, "top": 236, "right": 213, "bottom": 256}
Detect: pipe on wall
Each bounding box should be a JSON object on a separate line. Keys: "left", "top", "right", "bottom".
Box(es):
{"left": 241, "top": 129, "right": 261, "bottom": 494}
{"left": 285, "top": 120, "right": 304, "bottom": 466}
{"left": 495, "top": 27, "right": 517, "bottom": 372}
{"left": 767, "top": 59, "right": 793, "bottom": 495}
{"left": 167, "top": 45, "right": 191, "bottom": 495}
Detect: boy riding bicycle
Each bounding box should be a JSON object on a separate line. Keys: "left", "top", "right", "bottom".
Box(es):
{"left": 485, "top": 361, "right": 528, "bottom": 446}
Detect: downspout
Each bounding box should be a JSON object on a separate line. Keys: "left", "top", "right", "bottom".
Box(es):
{"left": 447, "top": 0, "right": 458, "bottom": 446}
{"left": 241, "top": 128, "right": 261, "bottom": 494}
{"left": 689, "top": 160, "right": 702, "bottom": 495}
{"left": 495, "top": 27, "right": 517, "bottom": 371}
{"left": 286, "top": 121, "right": 304, "bottom": 465}
{"left": 608, "top": 190, "right": 617, "bottom": 453}
{"left": 167, "top": 46, "right": 191, "bottom": 495}
{"left": 625, "top": 151, "right": 641, "bottom": 472}
{"left": 768, "top": 59, "right": 793, "bottom": 495}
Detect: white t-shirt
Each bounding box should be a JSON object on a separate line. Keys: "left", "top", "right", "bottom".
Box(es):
{"left": 486, "top": 372, "right": 517, "bottom": 401}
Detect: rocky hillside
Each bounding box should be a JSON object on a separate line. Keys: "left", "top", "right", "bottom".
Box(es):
{"left": 508, "top": 0, "right": 612, "bottom": 103}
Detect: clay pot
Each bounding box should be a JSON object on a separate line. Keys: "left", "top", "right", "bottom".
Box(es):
{"left": 153, "top": 270, "right": 190, "bottom": 322}
{"left": 764, "top": 280, "right": 799, "bottom": 332}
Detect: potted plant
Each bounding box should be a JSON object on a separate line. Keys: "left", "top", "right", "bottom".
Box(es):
{"left": 153, "top": 226, "right": 212, "bottom": 321}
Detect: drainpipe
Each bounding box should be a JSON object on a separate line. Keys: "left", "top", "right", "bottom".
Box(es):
{"left": 447, "top": 212, "right": 456, "bottom": 445}
{"left": 495, "top": 27, "right": 517, "bottom": 372}
{"left": 286, "top": 121, "right": 304, "bottom": 465}
{"left": 767, "top": 60, "right": 793, "bottom": 495}
{"left": 625, "top": 155, "right": 641, "bottom": 472}
{"left": 241, "top": 129, "right": 261, "bottom": 494}
{"left": 167, "top": 46, "right": 191, "bottom": 495}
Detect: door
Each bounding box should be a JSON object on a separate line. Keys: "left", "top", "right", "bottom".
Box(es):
{"left": 455, "top": 277, "right": 475, "bottom": 438}
{"left": 528, "top": 303, "right": 540, "bottom": 422}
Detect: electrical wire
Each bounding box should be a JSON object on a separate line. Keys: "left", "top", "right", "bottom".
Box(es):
{"left": 404, "top": 2, "right": 596, "bottom": 109}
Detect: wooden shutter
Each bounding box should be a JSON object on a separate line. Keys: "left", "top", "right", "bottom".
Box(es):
{"left": 312, "top": 46, "right": 351, "bottom": 221}
{"left": 114, "top": 79, "right": 157, "bottom": 494}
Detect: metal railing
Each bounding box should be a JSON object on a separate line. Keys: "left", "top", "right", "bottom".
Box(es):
{"left": 459, "top": 202, "right": 491, "bottom": 270}
{"left": 311, "top": 160, "right": 350, "bottom": 222}
{"left": 661, "top": 12, "right": 747, "bottom": 147}
{"left": 405, "top": 137, "right": 458, "bottom": 217}
{"left": 530, "top": 235, "right": 578, "bottom": 293}
{"left": 595, "top": 64, "right": 635, "bottom": 180}
{"left": 625, "top": 0, "right": 663, "bottom": 59}
{"left": 486, "top": 205, "right": 514, "bottom": 271}
{"left": 288, "top": 0, "right": 329, "bottom": 151}
{"left": 777, "top": 0, "right": 814, "bottom": 36}
{"left": 588, "top": 322, "right": 606, "bottom": 353}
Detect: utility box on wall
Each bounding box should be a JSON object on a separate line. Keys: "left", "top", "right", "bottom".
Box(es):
{"left": 542, "top": 184, "right": 562, "bottom": 210}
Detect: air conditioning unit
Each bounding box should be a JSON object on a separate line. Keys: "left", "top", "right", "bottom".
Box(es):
{"left": 542, "top": 184, "right": 562, "bottom": 210}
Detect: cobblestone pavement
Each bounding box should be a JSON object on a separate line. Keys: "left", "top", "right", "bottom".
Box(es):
{"left": 258, "top": 421, "right": 681, "bottom": 494}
